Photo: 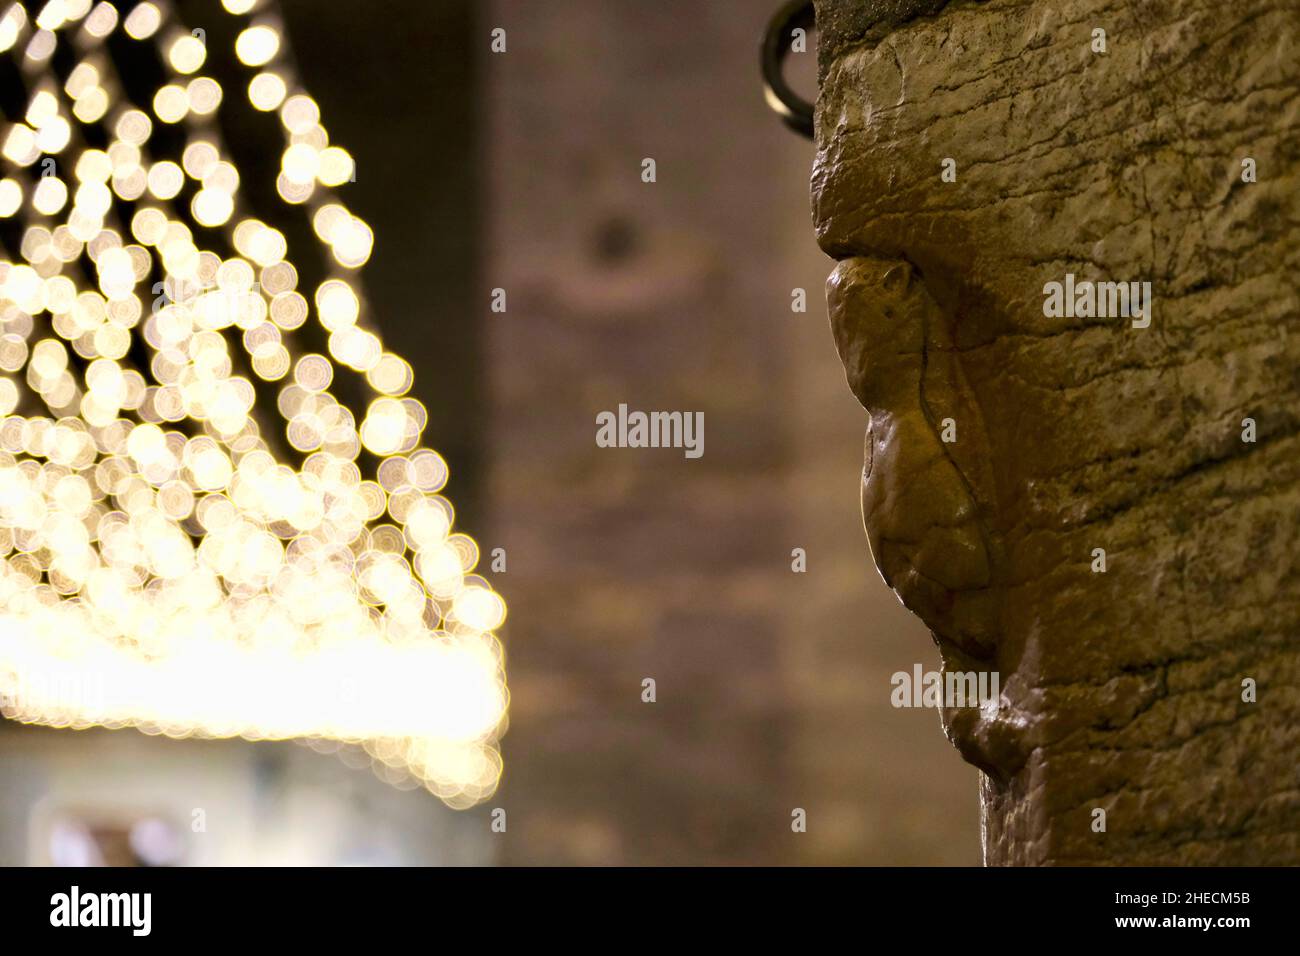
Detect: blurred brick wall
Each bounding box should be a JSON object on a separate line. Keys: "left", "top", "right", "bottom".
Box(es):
{"left": 484, "top": 0, "right": 979, "bottom": 864}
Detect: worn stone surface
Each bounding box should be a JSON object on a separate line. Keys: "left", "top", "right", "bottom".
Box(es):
{"left": 813, "top": 0, "right": 1300, "bottom": 863}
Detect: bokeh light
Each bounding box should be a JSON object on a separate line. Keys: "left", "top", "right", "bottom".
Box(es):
{"left": 0, "top": 0, "right": 507, "bottom": 808}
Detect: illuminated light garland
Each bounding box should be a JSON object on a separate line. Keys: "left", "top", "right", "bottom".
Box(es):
{"left": 0, "top": 0, "right": 508, "bottom": 807}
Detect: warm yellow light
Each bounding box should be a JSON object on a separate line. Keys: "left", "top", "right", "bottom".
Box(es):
{"left": 24, "top": 28, "right": 56, "bottom": 63}
{"left": 84, "top": 2, "right": 118, "bottom": 38}
{"left": 189, "top": 188, "right": 230, "bottom": 228}
{"left": 32, "top": 177, "right": 68, "bottom": 215}
{"left": 247, "top": 71, "right": 286, "bottom": 111}
{"left": 367, "top": 354, "right": 414, "bottom": 396}
{"left": 0, "top": 179, "right": 22, "bottom": 217}
{"left": 72, "top": 87, "right": 109, "bottom": 123}
{"left": 168, "top": 33, "right": 207, "bottom": 74}
{"left": 75, "top": 148, "right": 114, "bottom": 183}
{"left": 26, "top": 90, "right": 58, "bottom": 127}
{"left": 280, "top": 142, "right": 320, "bottom": 185}
{"left": 3, "top": 124, "right": 39, "bottom": 166}
{"left": 0, "top": 0, "right": 508, "bottom": 806}
{"left": 123, "top": 2, "right": 162, "bottom": 40}
{"left": 186, "top": 77, "right": 223, "bottom": 115}
{"left": 317, "top": 146, "right": 354, "bottom": 187}
{"left": 331, "top": 216, "right": 374, "bottom": 268}
{"left": 0, "top": 378, "right": 17, "bottom": 415}
{"left": 315, "top": 280, "right": 359, "bottom": 330}
{"left": 235, "top": 24, "right": 279, "bottom": 66}
{"left": 279, "top": 94, "right": 319, "bottom": 135}
{"left": 146, "top": 160, "right": 184, "bottom": 200}
{"left": 35, "top": 117, "right": 70, "bottom": 154}
{"left": 66, "top": 63, "right": 99, "bottom": 100}
{"left": 0, "top": 5, "right": 25, "bottom": 53}
{"left": 181, "top": 140, "right": 218, "bottom": 179}
{"left": 152, "top": 83, "right": 189, "bottom": 123}
{"left": 115, "top": 109, "right": 153, "bottom": 146}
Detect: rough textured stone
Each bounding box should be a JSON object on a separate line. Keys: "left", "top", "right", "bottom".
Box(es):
{"left": 813, "top": 0, "right": 1300, "bottom": 864}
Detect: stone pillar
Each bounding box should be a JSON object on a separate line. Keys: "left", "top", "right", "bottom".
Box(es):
{"left": 813, "top": 0, "right": 1300, "bottom": 864}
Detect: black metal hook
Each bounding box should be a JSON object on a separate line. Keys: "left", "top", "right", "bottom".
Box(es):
{"left": 761, "top": 0, "right": 815, "bottom": 139}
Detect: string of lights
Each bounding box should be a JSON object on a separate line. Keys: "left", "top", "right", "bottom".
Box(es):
{"left": 0, "top": 0, "right": 508, "bottom": 808}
